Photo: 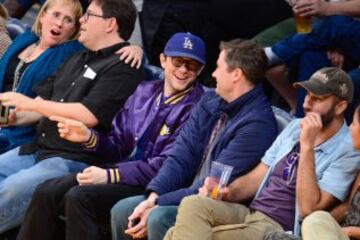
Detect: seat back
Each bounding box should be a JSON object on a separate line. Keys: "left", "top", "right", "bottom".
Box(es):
{"left": 6, "top": 18, "right": 31, "bottom": 40}
{"left": 271, "top": 106, "right": 293, "bottom": 134}
{"left": 143, "top": 64, "right": 164, "bottom": 81}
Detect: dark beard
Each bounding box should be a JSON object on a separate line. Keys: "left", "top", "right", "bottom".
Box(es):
{"left": 321, "top": 105, "right": 336, "bottom": 128}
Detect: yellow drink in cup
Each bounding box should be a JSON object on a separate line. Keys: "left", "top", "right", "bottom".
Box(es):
{"left": 295, "top": 14, "right": 311, "bottom": 33}
{"left": 210, "top": 184, "right": 219, "bottom": 199}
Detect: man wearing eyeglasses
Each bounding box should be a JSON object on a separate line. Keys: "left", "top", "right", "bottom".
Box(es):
{"left": 0, "top": 0, "right": 145, "bottom": 235}
{"left": 110, "top": 39, "right": 278, "bottom": 240}
{"left": 164, "top": 67, "right": 360, "bottom": 240}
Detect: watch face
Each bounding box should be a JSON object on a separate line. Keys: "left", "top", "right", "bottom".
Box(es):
{"left": 0, "top": 104, "right": 9, "bottom": 124}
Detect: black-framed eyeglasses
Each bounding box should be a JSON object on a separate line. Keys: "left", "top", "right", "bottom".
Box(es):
{"left": 170, "top": 57, "right": 202, "bottom": 72}
{"left": 282, "top": 143, "right": 300, "bottom": 184}
{"left": 83, "top": 11, "right": 109, "bottom": 22}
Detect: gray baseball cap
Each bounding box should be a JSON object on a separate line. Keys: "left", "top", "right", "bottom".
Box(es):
{"left": 293, "top": 67, "right": 353, "bottom": 102}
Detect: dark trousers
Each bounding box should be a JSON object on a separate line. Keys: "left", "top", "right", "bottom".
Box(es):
{"left": 17, "top": 174, "right": 145, "bottom": 240}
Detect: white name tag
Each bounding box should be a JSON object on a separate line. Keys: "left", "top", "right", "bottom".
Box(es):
{"left": 83, "top": 67, "right": 97, "bottom": 79}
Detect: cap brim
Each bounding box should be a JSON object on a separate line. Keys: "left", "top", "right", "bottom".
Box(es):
{"left": 293, "top": 80, "right": 332, "bottom": 96}
{"left": 164, "top": 50, "right": 205, "bottom": 64}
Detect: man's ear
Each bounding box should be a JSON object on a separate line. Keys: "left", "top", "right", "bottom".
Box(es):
{"left": 232, "top": 67, "right": 244, "bottom": 84}
{"left": 335, "top": 100, "right": 348, "bottom": 116}
{"left": 105, "top": 17, "right": 117, "bottom": 34}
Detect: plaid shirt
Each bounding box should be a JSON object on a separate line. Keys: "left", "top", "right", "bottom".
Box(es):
{"left": 0, "top": 25, "right": 11, "bottom": 59}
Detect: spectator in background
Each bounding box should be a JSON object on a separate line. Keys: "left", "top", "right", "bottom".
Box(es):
{"left": 255, "top": 0, "right": 360, "bottom": 47}
{"left": 262, "top": 0, "right": 360, "bottom": 118}
{"left": 265, "top": 0, "right": 360, "bottom": 122}
{"left": 0, "top": 4, "right": 11, "bottom": 58}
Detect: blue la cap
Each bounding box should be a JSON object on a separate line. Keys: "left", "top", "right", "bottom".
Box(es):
{"left": 164, "top": 32, "right": 206, "bottom": 64}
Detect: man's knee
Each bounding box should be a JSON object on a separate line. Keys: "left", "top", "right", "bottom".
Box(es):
{"left": 111, "top": 196, "right": 142, "bottom": 226}
{"left": 178, "top": 195, "right": 209, "bottom": 214}
{"left": 111, "top": 196, "right": 143, "bottom": 238}
{"left": 110, "top": 201, "right": 128, "bottom": 226}
{"left": 31, "top": 181, "right": 56, "bottom": 204}
{"left": 148, "top": 207, "right": 176, "bottom": 228}
{"left": 147, "top": 209, "right": 165, "bottom": 230}
{"left": 0, "top": 177, "right": 32, "bottom": 200}
{"left": 64, "top": 186, "right": 87, "bottom": 208}
{"left": 302, "top": 210, "right": 332, "bottom": 229}
{"left": 147, "top": 206, "right": 177, "bottom": 239}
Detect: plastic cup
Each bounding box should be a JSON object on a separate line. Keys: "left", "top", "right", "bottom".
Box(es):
{"left": 208, "top": 162, "right": 233, "bottom": 200}
{"left": 294, "top": 14, "right": 312, "bottom": 33}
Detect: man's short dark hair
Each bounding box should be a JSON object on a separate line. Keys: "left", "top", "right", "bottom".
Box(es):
{"left": 220, "top": 39, "right": 268, "bottom": 85}
{"left": 93, "top": 0, "right": 137, "bottom": 40}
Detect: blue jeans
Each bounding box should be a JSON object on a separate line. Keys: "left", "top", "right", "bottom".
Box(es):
{"left": 273, "top": 16, "right": 360, "bottom": 67}
{"left": 272, "top": 16, "right": 360, "bottom": 121}
{"left": 0, "top": 147, "right": 88, "bottom": 233}
{"left": 0, "top": 133, "right": 11, "bottom": 154}
{"left": 111, "top": 195, "right": 178, "bottom": 240}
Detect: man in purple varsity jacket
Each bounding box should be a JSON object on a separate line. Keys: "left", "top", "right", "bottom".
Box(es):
{"left": 16, "top": 32, "right": 205, "bottom": 240}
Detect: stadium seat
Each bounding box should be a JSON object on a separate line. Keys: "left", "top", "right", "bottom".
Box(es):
{"left": 6, "top": 18, "right": 31, "bottom": 40}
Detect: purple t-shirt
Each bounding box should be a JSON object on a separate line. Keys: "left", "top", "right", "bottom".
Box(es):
{"left": 250, "top": 143, "right": 300, "bottom": 231}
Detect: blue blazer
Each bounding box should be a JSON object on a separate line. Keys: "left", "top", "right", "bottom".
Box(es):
{"left": 146, "top": 85, "right": 278, "bottom": 206}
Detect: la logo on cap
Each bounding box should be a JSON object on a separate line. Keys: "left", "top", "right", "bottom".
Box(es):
{"left": 183, "top": 37, "right": 193, "bottom": 50}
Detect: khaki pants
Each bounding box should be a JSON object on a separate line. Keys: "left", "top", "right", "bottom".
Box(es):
{"left": 164, "top": 195, "right": 283, "bottom": 240}
{"left": 302, "top": 211, "right": 349, "bottom": 240}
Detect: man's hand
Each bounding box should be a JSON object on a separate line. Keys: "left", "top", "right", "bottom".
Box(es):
{"left": 293, "top": 0, "right": 330, "bottom": 17}
{"left": 300, "top": 112, "right": 322, "bottom": 149}
{"left": 125, "top": 194, "right": 158, "bottom": 239}
{"left": 342, "top": 226, "right": 360, "bottom": 238}
{"left": 76, "top": 166, "right": 107, "bottom": 185}
{"left": 0, "top": 92, "right": 35, "bottom": 112}
{"left": 116, "top": 45, "right": 143, "bottom": 69}
{"left": 49, "top": 116, "right": 91, "bottom": 143}
{"left": 198, "top": 177, "right": 229, "bottom": 200}
{"left": 327, "top": 49, "right": 345, "bottom": 68}
{"left": 198, "top": 177, "right": 212, "bottom": 197}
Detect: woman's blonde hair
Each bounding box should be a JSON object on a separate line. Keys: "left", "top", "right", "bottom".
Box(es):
{"left": 32, "top": 0, "right": 83, "bottom": 40}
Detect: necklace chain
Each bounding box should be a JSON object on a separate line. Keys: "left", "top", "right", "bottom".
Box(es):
{"left": 12, "top": 43, "right": 38, "bottom": 91}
